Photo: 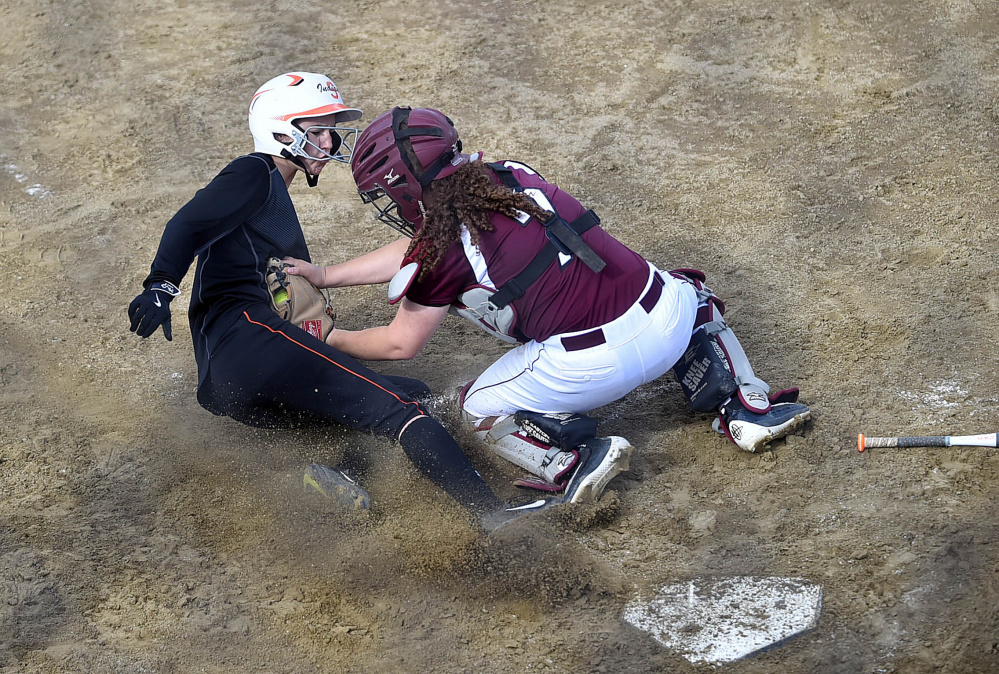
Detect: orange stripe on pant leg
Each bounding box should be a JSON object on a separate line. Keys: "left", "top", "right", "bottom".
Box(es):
{"left": 242, "top": 311, "right": 426, "bottom": 416}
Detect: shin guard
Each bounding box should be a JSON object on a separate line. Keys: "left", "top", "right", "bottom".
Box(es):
{"left": 466, "top": 412, "right": 598, "bottom": 491}
{"left": 670, "top": 269, "right": 772, "bottom": 414}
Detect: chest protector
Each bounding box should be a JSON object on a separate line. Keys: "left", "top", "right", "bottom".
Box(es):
{"left": 446, "top": 161, "right": 606, "bottom": 342}
{"left": 387, "top": 255, "right": 521, "bottom": 342}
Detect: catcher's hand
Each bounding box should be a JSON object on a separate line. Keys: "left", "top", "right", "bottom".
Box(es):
{"left": 265, "top": 257, "right": 336, "bottom": 341}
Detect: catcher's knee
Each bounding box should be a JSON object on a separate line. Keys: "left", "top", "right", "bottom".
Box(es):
{"left": 458, "top": 379, "right": 475, "bottom": 410}
{"left": 457, "top": 378, "right": 491, "bottom": 420}
{"left": 668, "top": 269, "right": 772, "bottom": 414}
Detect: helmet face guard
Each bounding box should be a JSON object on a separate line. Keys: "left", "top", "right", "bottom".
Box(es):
{"left": 286, "top": 123, "right": 358, "bottom": 165}
{"left": 358, "top": 185, "right": 417, "bottom": 237}
{"left": 351, "top": 107, "right": 472, "bottom": 235}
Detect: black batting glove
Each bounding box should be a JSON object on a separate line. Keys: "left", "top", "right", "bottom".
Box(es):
{"left": 128, "top": 281, "right": 181, "bottom": 341}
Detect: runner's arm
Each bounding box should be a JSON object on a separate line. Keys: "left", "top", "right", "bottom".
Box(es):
{"left": 143, "top": 156, "right": 270, "bottom": 288}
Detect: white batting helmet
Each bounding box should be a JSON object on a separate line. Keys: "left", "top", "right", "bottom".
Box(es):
{"left": 248, "top": 72, "right": 362, "bottom": 163}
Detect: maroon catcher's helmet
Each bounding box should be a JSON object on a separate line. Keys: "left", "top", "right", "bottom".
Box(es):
{"left": 351, "top": 106, "right": 474, "bottom": 237}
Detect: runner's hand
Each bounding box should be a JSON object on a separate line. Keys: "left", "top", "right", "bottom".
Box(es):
{"left": 128, "top": 281, "right": 181, "bottom": 340}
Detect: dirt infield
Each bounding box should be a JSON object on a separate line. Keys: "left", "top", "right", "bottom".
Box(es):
{"left": 2, "top": 0, "right": 998, "bottom": 671}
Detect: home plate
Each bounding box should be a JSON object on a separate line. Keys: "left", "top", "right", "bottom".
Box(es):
{"left": 623, "top": 576, "right": 822, "bottom": 665}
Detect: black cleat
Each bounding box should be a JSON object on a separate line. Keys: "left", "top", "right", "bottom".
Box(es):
{"left": 717, "top": 398, "right": 811, "bottom": 452}
{"left": 561, "top": 436, "right": 633, "bottom": 504}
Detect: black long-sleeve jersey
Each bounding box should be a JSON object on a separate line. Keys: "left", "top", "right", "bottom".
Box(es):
{"left": 143, "top": 153, "right": 310, "bottom": 383}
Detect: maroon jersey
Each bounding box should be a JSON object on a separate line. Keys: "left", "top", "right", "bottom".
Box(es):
{"left": 404, "top": 160, "right": 650, "bottom": 342}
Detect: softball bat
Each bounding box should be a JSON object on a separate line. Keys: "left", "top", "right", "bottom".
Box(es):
{"left": 857, "top": 432, "right": 998, "bottom": 452}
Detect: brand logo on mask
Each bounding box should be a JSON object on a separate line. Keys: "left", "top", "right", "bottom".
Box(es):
{"left": 449, "top": 141, "right": 464, "bottom": 166}
{"left": 384, "top": 168, "right": 400, "bottom": 185}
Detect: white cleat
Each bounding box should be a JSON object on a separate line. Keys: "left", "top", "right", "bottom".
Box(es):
{"left": 717, "top": 400, "right": 811, "bottom": 453}
{"left": 561, "top": 436, "right": 633, "bottom": 504}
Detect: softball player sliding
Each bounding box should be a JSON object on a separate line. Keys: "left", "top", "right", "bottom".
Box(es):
{"left": 127, "top": 76, "right": 540, "bottom": 529}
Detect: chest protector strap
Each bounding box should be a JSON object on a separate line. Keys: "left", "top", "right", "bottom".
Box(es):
{"left": 487, "top": 162, "right": 606, "bottom": 310}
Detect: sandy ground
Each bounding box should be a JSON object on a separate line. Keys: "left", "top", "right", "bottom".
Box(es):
{"left": 2, "top": 0, "right": 999, "bottom": 671}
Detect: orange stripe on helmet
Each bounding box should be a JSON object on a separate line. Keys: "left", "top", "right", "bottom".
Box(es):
{"left": 250, "top": 74, "right": 306, "bottom": 106}
{"left": 250, "top": 89, "right": 271, "bottom": 106}
{"left": 275, "top": 103, "right": 349, "bottom": 122}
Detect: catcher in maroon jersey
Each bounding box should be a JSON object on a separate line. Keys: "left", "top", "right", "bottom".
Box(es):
{"left": 285, "top": 107, "right": 811, "bottom": 503}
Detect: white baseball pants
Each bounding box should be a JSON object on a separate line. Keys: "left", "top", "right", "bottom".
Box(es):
{"left": 461, "top": 263, "right": 698, "bottom": 418}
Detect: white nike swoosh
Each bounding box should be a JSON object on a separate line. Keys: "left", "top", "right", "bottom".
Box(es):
{"left": 153, "top": 295, "right": 162, "bottom": 307}
{"left": 505, "top": 499, "right": 547, "bottom": 512}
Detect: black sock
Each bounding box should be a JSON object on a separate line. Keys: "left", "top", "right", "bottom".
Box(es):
{"left": 399, "top": 416, "right": 504, "bottom": 515}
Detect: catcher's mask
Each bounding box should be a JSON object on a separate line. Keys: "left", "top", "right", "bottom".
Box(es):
{"left": 351, "top": 106, "right": 475, "bottom": 236}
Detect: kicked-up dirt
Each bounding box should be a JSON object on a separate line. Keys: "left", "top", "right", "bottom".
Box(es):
{"left": 1, "top": 0, "right": 998, "bottom": 671}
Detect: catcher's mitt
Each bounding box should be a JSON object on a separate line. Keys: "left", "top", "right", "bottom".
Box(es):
{"left": 265, "top": 257, "right": 336, "bottom": 341}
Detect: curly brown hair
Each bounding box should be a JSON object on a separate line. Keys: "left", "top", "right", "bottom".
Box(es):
{"left": 407, "top": 162, "right": 553, "bottom": 277}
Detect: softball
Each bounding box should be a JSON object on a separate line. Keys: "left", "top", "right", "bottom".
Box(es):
{"left": 274, "top": 289, "right": 289, "bottom": 305}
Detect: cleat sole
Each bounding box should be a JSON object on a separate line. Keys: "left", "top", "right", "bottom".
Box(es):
{"left": 739, "top": 410, "right": 811, "bottom": 453}
{"left": 304, "top": 464, "right": 372, "bottom": 510}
